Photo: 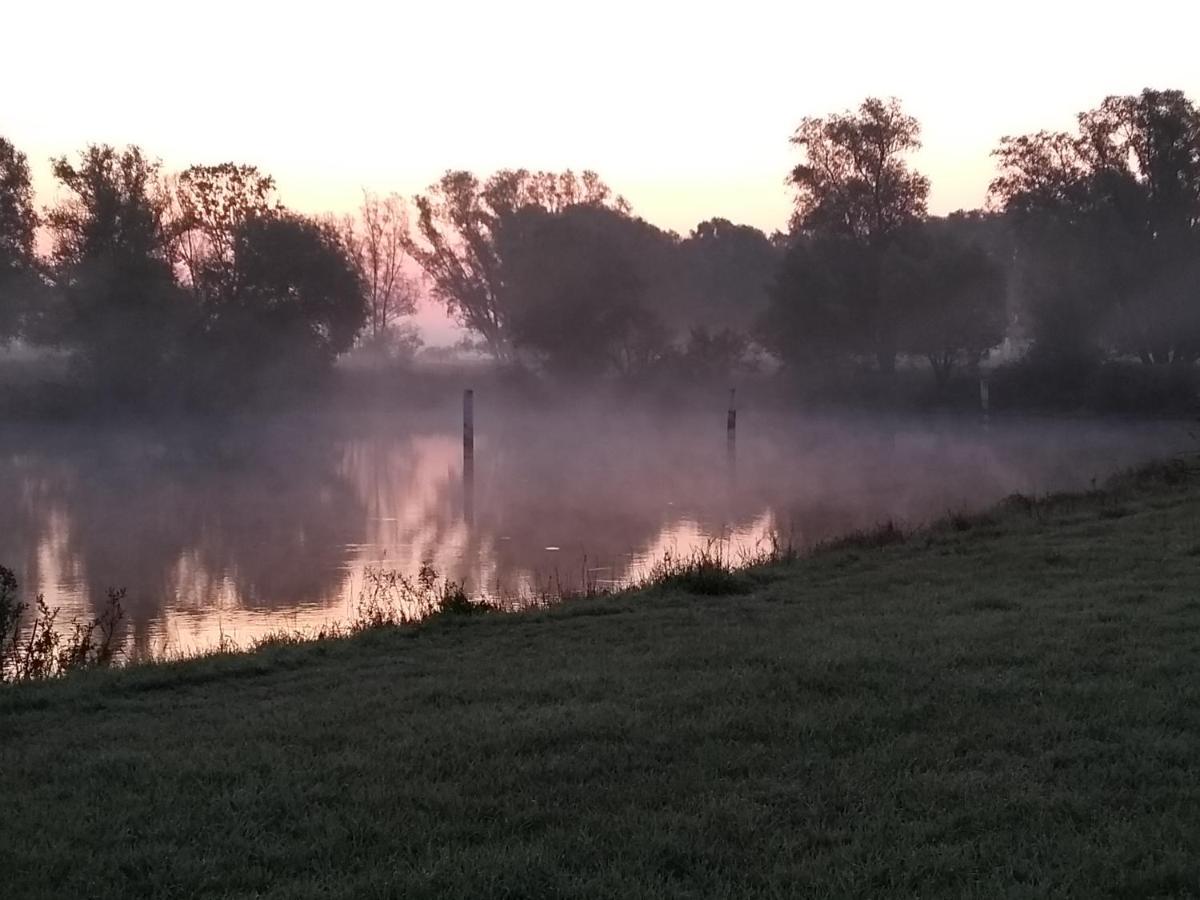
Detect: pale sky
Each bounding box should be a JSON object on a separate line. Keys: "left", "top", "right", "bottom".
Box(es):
{"left": 4, "top": 0, "right": 1199, "bottom": 341}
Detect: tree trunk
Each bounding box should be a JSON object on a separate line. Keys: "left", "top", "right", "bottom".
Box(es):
{"left": 927, "top": 353, "right": 952, "bottom": 389}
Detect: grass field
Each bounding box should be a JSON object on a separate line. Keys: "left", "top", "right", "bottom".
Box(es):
{"left": 3, "top": 459, "right": 1200, "bottom": 898}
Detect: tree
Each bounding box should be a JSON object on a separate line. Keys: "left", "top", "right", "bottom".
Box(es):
{"left": 171, "top": 163, "right": 279, "bottom": 309}
{"left": 0, "top": 136, "right": 39, "bottom": 342}
{"left": 784, "top": 97, "right": 930, "bottom": 371}
{"left": 495, "top": 203, "right": 670, "bottom": 379}
{"left": 988, "top": 130, "right": 1114, "bottom": 365}
{"left": 404, "top": 169, "right": 628, "bottom": 360}
{"left": 339, "top": 192, "right": 417, "bottom": 348}
{"left": 1081, "top": 89, "right": 1200, "bottom": 363}
{"left": 167, "top": 164, "right": 366, "bottom": 394}
{"left": 44, "top": 145, "right": 184, "bottom": 398}
{"left": 675, "top": 219, "right": 779, "bottom": 333}
{"left": 988, "top": 131, "right": 1095, "bottom": 223}
{"left": 888, "top": 216, "right": 1007, "bottom": 387}
{"left": 673, "top": 326, "right": 751, "bottom": 382}
{"left": 764, "top": 220, "right": 1007, "bottom": 387}
{"left": 789, "top": 97, "right": 930, "bottom": 242}
{"left": 990, "top": 88, "right": 1200, "bottom": 364}
{"left": 191, "top": 213, "right": 366, "bottom": 392}
{"left": 762, "top": 234, "right": 883, "bottom": 370}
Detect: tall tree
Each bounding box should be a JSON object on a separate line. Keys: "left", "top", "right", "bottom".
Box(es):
{"left": 44, "top": 145, "right": 184, "bottom": 398}
{"left": 168, "top": 164, "right": 367, "bottom": 394}
{"left": 675, "top": 219, "right": 779, "bottom": 334}
{"left": 191, "top": 213, "right": 366, "bottom": 394}
{"left": 0, "top": 136, "right": 39, "bottom": 342}
{"left": 991, "top": 88, "right": 1200, "bottom": 364}
{"left": 888, "top": 215, "right": 1007, "bottom": 387}
{"left": 339, "top": 192, "right": 417, "bottom": 347}
{"left": 496, "top": 203, "right": 671, "bottom": 379}
{"left": 404, "top": 169, "right": 627, "bottom": 360}
{"left": 171, "top": 163, "right": 279, "bottom": 310}
{"left": 761, "top": 234, "right": 878, "bottom": 370}
{"left": 227, "top": 214, "right": 365, "bottom": 363}
{"left": 789, "top": 97, "right": 930, "bottom": 242}
{"left": 673, "top": 325, "right": 752, "bottom": 382}
{"left": 783, "top": 97, "right": 931, "bottom": 371}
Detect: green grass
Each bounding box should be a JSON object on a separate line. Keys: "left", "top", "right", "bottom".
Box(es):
{"left": 4, "top": 458, "right": 1200, "bottom": 898}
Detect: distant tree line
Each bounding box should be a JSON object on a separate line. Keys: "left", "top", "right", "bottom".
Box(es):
{"left": 765, "top": 89, "right": 1200, "bottom": 403}
{"left": 0, "top": 149, "right": 419, "bottom": 406}
{"left": 991, "top": 89, "right": 1200, "bottom": 368}
{"left": 1, "top": 85, "right": 1197, "bottom": 408}
{"left": 402, "top": 168, "right": 777, "bottom": 381}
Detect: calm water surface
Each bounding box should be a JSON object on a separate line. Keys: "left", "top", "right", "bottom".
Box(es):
{"left": 0, "top": 403, "right": 1188, "bottom": 655}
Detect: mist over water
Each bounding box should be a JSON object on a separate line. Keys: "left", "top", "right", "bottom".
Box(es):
{"left": 0, "top": 399, "right": 1186, "bottom": 656}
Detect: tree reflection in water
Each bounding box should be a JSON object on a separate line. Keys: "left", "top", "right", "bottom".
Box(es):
{"left": 0, "top": 407, "right": 1186, "bottom": 654}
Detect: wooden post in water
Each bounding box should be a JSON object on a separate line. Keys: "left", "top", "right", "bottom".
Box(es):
{"left": 726, "top": 387, "right": 737, "bottom": 465}
{"left": 463, "top": 389, "right": 475, "bottom": 524}
{"left": 463, "top": 389, "right": 475, "bottom": 464}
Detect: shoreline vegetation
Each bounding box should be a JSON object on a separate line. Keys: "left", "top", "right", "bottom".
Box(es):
{"left": 1, "top": 537, "right": 799, "bottom": 683}
{"left": 4, "top": 455, "right": 1200, "bottom": 895}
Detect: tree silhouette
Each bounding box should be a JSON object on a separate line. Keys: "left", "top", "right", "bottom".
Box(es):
{"left": 0, "top": 136, "right": 39, "bottom": 343}
{"left": 673, "top": 326, "right": 751, "bottom": 382}
{"left": 789, "top": 97, "right": 929, "bottom": 241}
{"left": 497, "top": 203, "right": 671, "bottom": 379}
{"left": 676, "top": 218, "right": 779, "bottom": 333}
{"left": 44, "top": 145, "right": 185, "bottom": 399}
{"left": 167, "top": 164, "right": 366, "bottom": 396}
{"left": 172, "top": 163, "right": 280, "bottom": 309}
{"left": 888, "top": 215, "right": 1007, "bottom": 386}
{"left": 189, "top": 213, "right": 366, "bottom": 396}
{"left": 991, "top": 88, "right": 1200, "bottom": 364}
{"left": 784, "top": 97, "right": 931, "bottom": 372}
{"left": 338, "top": 192, "right": 417, "bottom": 350}
{"left": 762, "top": 234, "right": 879, "bottom": 371}
{"left": 404, "top": 169, "right": 627, "bottom": 360}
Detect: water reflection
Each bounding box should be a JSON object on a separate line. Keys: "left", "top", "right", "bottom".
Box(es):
{"left": 0, "top": 407, "right": 1187, "bottom": 654}
{"left": 0, "top": 420, "right": 366, "bottom": 654}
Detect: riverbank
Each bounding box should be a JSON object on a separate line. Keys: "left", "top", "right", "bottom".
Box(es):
{"left": 3, "top": 457, "right": 1200, "bottom": 898}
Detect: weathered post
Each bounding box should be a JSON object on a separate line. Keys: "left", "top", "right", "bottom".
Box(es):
{"left": 463, "top": 389, "right": 475, "bottom": 465}
{"left": 463, "top": 389, "right": 475, "bottom": 524}
{"left": 726, "top": 387, "right": 737, "bottom": 467}
{"left": 979, "top": 372, "right": 992, "bottom": 432}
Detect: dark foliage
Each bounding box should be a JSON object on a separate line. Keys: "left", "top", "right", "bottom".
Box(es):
{"left": 498, "top": 203, "right": 673, "bottom": 379}
{"left": 3, "top": 87, "right": 1200, "bottom": 413}
{"left": 991, "top": 88, "right": 1200, "bottom": 365}
{"left": 43, "top": 145, "right": 186, "bottom": 402}
{"left": 769, "top": 97, "right": 931, "bottom": 374}
{"left": 0, "top": 137, "right": 39, "bottom": 343}
{"left": 187, "top": 213, "right": 365, "bottom": 398}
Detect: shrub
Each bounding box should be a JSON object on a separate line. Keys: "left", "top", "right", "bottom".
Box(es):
{"left": 643, "top": 545, "right": 752, "bottom": 596}
{"left": 354, "top": 563, "right": 492, "bottom": 630}
{"left": 0, "top": 567, "right": 126, "bottom": 682}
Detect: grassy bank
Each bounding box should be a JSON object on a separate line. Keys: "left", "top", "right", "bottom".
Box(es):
{"left": 3, "top": 460, "right": 1200, "bottom": 898}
